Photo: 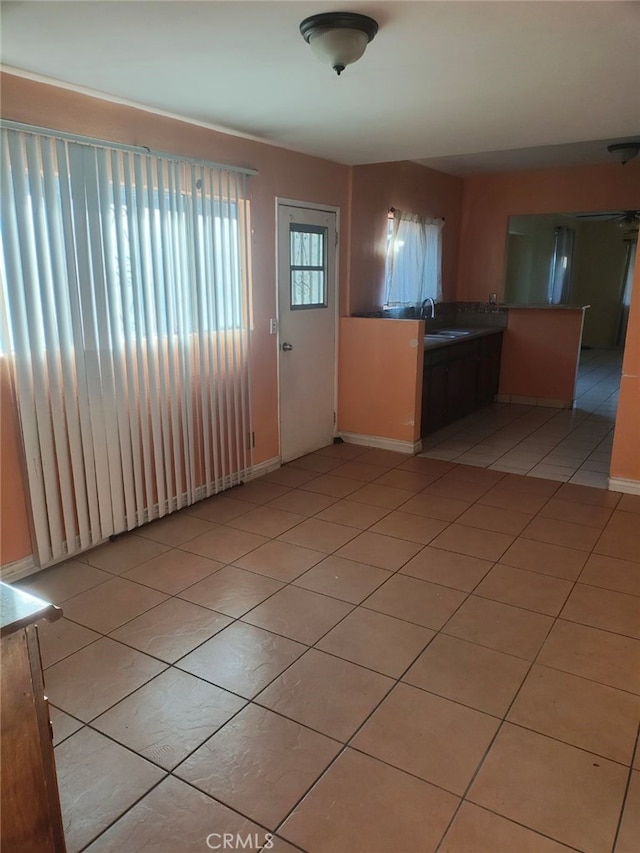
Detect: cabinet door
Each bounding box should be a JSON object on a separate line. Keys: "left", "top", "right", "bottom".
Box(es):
{"left": 446, "top": 343, "right": 479, "bottom": 422}
{"left": 425, "top": 362, "right": 449, "bottom": 433}
{"left": 477, "top": 333, "right": 503, "bottom": 407}
{"left": 421, "top": 333, "right": 503, "bottom": 437}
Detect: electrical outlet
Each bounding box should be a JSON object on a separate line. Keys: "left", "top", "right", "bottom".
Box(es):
{"left": 269, "top": 319, "right": 277, "bottom": 335}
{"left": 489, "top": 292, "right": 497, "bottom": 304}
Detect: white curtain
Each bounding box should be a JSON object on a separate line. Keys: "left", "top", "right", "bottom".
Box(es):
{"left": 548, "top": 226, "right": 575, "bottom": 304}
{"left": 616, "top": 239, "right": 637, "bottom": 347}
{"left": 0, "top": 126, "right": 252, "bottom": 567}
{"left": 385, "top": 209, "right": 443, "bottom": 306}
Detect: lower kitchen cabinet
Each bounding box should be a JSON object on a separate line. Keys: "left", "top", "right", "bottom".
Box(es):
{"left": 477, "top": 331, "right": 504, "bottom": 407}
{"left": 421, "top": 331, "right": 503, "bottom": 437}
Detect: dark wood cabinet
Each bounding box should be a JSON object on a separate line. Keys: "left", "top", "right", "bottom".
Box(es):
{"left": 422, "top": 357, "right": 449, "bottom": 434}
{"left": 421, "top": 331, "right": 503, "bottom": 437}
{"left": 1, "top": 583, "right": 66, "bottom": 852}
{"left": 476, "top": 331, "right": 504, "bottom": 407}
{"left": 446, "top": 339, "right": 480, "bottom": 422}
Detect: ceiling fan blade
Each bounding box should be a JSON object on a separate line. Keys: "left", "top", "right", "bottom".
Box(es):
{"left": 574, "top": 212, "right": 618, "bottom": 220}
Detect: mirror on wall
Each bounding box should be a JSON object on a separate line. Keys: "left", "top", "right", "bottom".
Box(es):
{"left": 503, "top": 211, "right": 638, "bottom": 348}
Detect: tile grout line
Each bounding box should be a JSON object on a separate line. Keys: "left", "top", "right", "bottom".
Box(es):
{"left": 609, "top": 717, "right": 640, "bottom": 853}
{"left": 432, "top": 508, "right": 635, "bottom": 852}
{"left": 25, "top": 432, "right": 637, "bottom": 850}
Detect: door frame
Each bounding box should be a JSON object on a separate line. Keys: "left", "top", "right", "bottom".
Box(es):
{"left": 275, "top": 197, "right": 341, "bottom": 462}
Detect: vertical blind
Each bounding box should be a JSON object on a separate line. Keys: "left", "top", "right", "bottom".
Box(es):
{"left": 0, "top": 126, "right": 253, "bottom": 567}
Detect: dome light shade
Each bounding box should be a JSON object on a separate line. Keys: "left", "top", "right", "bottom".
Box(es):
{"left": 300, "top": 12, "right": 378, "bottom": 75}
{"left": 607, "top": 142, "right": 640, "bottom": 165}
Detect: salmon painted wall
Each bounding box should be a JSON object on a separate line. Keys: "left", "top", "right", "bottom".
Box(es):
{"left": 0, "top": 72, "right": 351, "bottom": 562}
{"left": 349, "top": 161, "right": 464, "bottom": 313}
{"left": 498, "top": 309, "right": 586, "bottom": 405}
{"left": 611, "top": 252, "right": 640, "bottom": 484}
{"left": 338, "top": 318, "right": 423, "bottom": 443}
{"left": 0, "top": 360, "right": 32, "bottom": 564}
{"left": 457, "top": 161, "right": 640, "bottom": 303}
{"left": 459, "top": 162, "right": 640, "bottom": 483}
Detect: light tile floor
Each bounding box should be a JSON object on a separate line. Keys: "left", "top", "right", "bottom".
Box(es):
{"left": 420, "top": 348, "right": 623, "bottom": 488}
{"left": 18, "top": 442, "right": 640, "bottom": 853}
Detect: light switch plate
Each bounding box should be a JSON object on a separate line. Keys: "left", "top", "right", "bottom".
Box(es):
{"left": 269, "top": 319, "right": 277, "bottom": 335}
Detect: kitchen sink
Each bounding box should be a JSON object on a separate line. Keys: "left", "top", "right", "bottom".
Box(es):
{"left": 424, "top": 329, "right": 476, "bottom": 345}
{"left": 431, "top": 329, "right": 472, "bottom": 338}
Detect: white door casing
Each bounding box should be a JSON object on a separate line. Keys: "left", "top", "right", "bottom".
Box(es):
{"left": 277, "top": 202, "right": 337, "bottom": 463}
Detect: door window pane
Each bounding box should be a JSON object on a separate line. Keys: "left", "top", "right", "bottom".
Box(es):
{"left": 290, "top": 224, "right": 327, "bottom": 308}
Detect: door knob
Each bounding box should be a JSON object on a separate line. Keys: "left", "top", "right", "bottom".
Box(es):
{"left": 282, "top": 342, "right": 294, "bottom": 351}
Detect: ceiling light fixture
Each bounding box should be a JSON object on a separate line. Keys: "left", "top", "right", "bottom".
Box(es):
{"left": 607, "top": 142, "right": 640, "bottom": 165}
{"left": 300, "top": 11, "right": 378, "bottom": 76}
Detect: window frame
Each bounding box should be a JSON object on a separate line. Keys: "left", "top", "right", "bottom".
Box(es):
{"left": 289, "top": 222, "right": 328, "bottom": 311}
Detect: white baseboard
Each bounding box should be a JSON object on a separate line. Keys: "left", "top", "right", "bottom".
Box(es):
{"left": 0, "top": 554, "right": 38, "bottom": 582}
{"left": 608, "top": 476, "right": 640, "bottom": 495}
{"left": 1, "top": 462, "right": 281, "bottom": 581}
{"left": 338, "top": 432, "right": 421, "bottom": 455}
{"left": 498, "top": 394, "right": 573, "bottom": 409}
{"left": 245, "top": 456, "right": 281, "bottom": 480}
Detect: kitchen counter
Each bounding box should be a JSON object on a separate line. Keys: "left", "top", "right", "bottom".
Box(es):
{"left": 337, "top": 316, "right": 424, "bottom": 452}
{"left": 502, "top": 303, "right": 590, "bottom": 310}
{"left": 499, "top": 307, "right": 586, "bottom": 407}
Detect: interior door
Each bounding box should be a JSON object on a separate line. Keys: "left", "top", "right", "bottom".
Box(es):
{"left": 277, "top": 203, "right": 337, "bottom": 462}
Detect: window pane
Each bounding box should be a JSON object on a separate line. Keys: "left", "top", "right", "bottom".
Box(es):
{"left": 291, "top": 269, "right": 325, "bottom": 307}
{"left": 290, "top": 224, "right": 327, "bottom": 309}
{"left": 291, "top": 229, "right": 324, "bottom": 267}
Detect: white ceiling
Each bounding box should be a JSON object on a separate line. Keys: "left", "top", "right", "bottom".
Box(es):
{"left": 1, "top": 1, "right": 639, "bottom": 174}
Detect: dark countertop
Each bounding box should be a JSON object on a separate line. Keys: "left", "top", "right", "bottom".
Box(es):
{"left": 503, "top": 304, "right": 590, "bottom": 310}
{"left": 0, "top": 582, "right": 62, "bottom": 637}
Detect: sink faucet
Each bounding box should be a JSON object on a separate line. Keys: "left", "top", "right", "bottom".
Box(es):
{"left": 422, "top": 297, "right": 436, "bottom": 320}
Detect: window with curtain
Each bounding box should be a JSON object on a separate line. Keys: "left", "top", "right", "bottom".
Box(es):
{"left": 0, "top": 125, "right": 253, "bottom": 567}
{"left": 384, "top": 209, "right": 444, "bottom": 306}
{"left": 547, "top": 226, "right": 575, "bottom": 304}
{"left": 616, "top": 237, "right": 637, "bottom": 347}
